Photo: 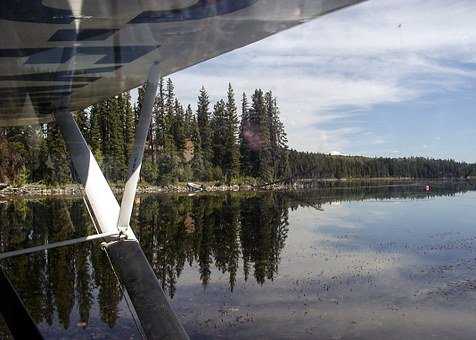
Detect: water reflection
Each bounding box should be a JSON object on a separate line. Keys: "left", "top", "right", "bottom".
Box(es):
{"left": 135, "top": 192, "right": 289, "bottom": 295}
{"left": 0, "top": 181, "right": 475, "bottom": 337}
{"left": 0, "top": 199, "right": 123, "bottom": 335}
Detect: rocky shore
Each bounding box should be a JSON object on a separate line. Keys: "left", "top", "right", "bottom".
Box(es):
{"left": 0, "top": 177, "right": 450, "bottom": 199}
{"left": 0, "top": 182, "right": 292, "bottom": 198}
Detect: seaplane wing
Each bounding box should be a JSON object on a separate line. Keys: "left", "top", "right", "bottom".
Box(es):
{"left": 0, "top": 0, "right": 365, "bottom": 126}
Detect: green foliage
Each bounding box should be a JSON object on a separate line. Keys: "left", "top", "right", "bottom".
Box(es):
{"left": 0, "top": 135, "right": 25, "bottom": 184}
{"left": 211, "top": 99, "right": 227, "bottom": 172}
{"left": 172, "top": 99, "right": 186, "bottom": 151}
{"left": 209, "top": 165, "right": 223, "bottom": 181}
{"left": 141, "top": 160, "right": 159, "bottom": 184}
{"left": 286, "top": 152, "right": 475, "bottom": 180}
{"left": 14, "top": 166, "right": 30, "bottom": 186}
{"left": 122, "top": 92, "right": 135, "bottom": 156}
{"left": 224, "top": 84, "right": 240, "bottom": 180}
{"left": 190, "top": 115, "right": 206, "bottom": 180}
{"left": 157, "top": 153, "right": 181, "bottom": 185}
{"left": 45, "top": 122, "right": 71, "bottom": 185}
{"left": 197, "top": 86, "right": 212, "bottom": 162}
{"left": 240, "top": 89, "right": 275, "bottom": 182}
{"left": 1, "top": 79, "right": 475, "bottom": 187}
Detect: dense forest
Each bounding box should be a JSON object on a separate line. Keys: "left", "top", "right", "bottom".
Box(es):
{"left": 0, "top": 79, "right": 474, "bottom": 186}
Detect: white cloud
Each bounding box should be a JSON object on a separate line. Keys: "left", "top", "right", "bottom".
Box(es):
{"left": 170, "top": 0, "right": 476, "bottom": 154}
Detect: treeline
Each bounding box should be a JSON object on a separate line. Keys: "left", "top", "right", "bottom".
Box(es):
{"left": 288, "top": 151, "right": 476, "bottom": 181}
{"left": 81, "top": 80, "right": 289, "bottom": 184}
{"left": 0, "top": 79, "right": 474, "bottom": 186}
{"left": 0, "top": 80, "right": 289, "bottom": 185}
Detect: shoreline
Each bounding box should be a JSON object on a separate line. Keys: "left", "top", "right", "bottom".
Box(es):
{"left": 0, "top": 177, "right": 471, "bottom": 199}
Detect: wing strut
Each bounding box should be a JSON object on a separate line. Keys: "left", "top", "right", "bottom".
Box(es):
{"left": 118, "top": 61, "right": 159, "bottom": 233}
{"left": 54, "top": 62, "right": 189, "bottom": 340}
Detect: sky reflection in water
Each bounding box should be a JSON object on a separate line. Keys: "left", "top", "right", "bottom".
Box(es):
{"left": 1, "top": 181, "right": 476, "bottom": 339}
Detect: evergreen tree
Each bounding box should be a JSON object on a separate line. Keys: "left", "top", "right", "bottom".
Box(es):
{"left": 190, "top": 115, "right": 206, "bottom": 179}
{"left": 265, "top": 92, "right": 289, "bottom": 179}
{"left": 184, "top": 104, "right": 194, "bottom": 139}
{"left": 75, "top": 110, "right": 89, "bottom": 141}
{"left": 172, "top": 99, "right": 186, "bottom": 151}
{"left": 30, "top": 127, "right": 48, "bottom": 182}
{"left": 122, "top": 92, "right": 135, "bottom": 158}
{"left": 163, "top": 78, "right": 177, "bottom": 153}
{"left": 0, "top": 128, "right": 28, "bottom": 184}
{"left": 239, "top": 92, "right": 252, "bottom": 176}
{"left": 45, "top": 122, "right": 71, "bottom": 184}
{"left": 97, "top": 99, "right": 111, "bottom": 162}
{"left": 88, "top": 102, "right": 103, "bottom": 163}
{"left": 223, "top": 84, "right": 240, "bottom": 179}
{"left": 108, "top": 96, "right": 127, "bottom": 181}
{"left": 245, "top": 89, "right": 273, "bottom": 180}
{"left": 196, "top": 87, "right": 212, "bottom": 164}
{"left": 154, "top": 78, "right": 167, "bottom": 151}
{"left": 211, "top": 99, "right": 227, "bottom": 174}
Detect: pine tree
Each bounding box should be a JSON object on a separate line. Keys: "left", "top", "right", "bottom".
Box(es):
{"left": 154, "top": 78, "right": 167, "bottom": 151}
{"left": 30, "top": 127, "right": 49, "bottom": 182}
{"left": 163, "top": 78, "right": 177, "bottom": 153}
{"left": 108, "top": 96, "right": 127, "bottom": 181}
{"left": 122, "top": 92, "right": 135, "bottom": 158}
{"left": 101, "top": 97, "right": 113, "bottom": 179}
{"left": 172, "top": 99, "right": 186, "bottom": 151}
{"left": 239, "top": 92, "right": 252, "bottom": 176}
{"left": 184, "top": 104, "right": 194, "bottom": 139}
{"left": 0, "top": 128, "right": 28, "bottom": 184}
{"left": 249, "top": 89, "right": 273, "bottom": 181}
{"left": 45, "top": 122, "right": 71, "bottom": 184}
{"left": 98, "top": 99, "right": 110, "bottom": 161}
{"left": 151, "top": 78, "right": 181, "bottom": 185}
{"left": 211, "top": 99, "right": 227, "bottom": 173}
{"left": 196, "top": 86, "right": 212, "bottom": 164}
{"left": 190, "top": 115, "right": 206, "bottom": 179}
{"left": 223, "top": 84, "right": 240, "bottom": 179}
{"left": 271, "top": 96, "right": 289, "bottom": 178}
{"left": 75, "top": 110, "right": 89, "bottom": 142}
{"left": 265, "top": 91, "right": 289, "bottom": 179}
{"left": 88, "top": 102, "right": 103, "bottom": 163}
{"left": 135, "top": 85, "right": 145, "bottom": 127}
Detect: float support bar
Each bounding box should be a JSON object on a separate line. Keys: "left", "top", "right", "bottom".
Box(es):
{"left": 0, "top": 268, "right": 43, "bottom": 340}
{"left": 118, "top": 61, "right": 160, "bottom": 233}
{"left": 0, "top": 232, "right": 120, "bottom": 260}
{"left": 109, "top": 61, "right": 189, "bottom": 339}
{"left": 54, "top": 108, "right": 122, "bottom": 236}
{"left": 105, "top": 240, "right": 190, "bottom": 339}
{"left": 54, "top": 61, "right": 188, "bottom": 340}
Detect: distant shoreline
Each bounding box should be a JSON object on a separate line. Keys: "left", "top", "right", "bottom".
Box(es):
{"left": 0, "top": 177, "right": 472, "bottom": 199}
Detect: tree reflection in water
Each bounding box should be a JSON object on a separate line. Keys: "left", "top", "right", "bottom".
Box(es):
{"left": 0, "top": 181, "right": 474, "bottom": 333}
{"left": 136, "top": 192, "right": 289, "bottom": 296}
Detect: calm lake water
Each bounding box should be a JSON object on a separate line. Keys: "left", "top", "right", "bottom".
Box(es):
{"left": 2, "top": 181, "right": 476, "bottom": 339}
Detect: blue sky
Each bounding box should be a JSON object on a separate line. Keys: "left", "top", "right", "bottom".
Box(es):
{"left": 168, "top": 0, "right": 476, "bottom": 162}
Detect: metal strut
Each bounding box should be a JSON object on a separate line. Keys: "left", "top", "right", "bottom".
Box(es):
{"left": 118, "top": 61, "right": 160, "bottom": 234}
{"left": 0, "top": 232, "right": 121, "bottom": 261}
{"left": 0, "top": 268, "right": 43, "bottom": 340}
{"left": 54, "top": 62, "right": 189, "bottom": 340}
